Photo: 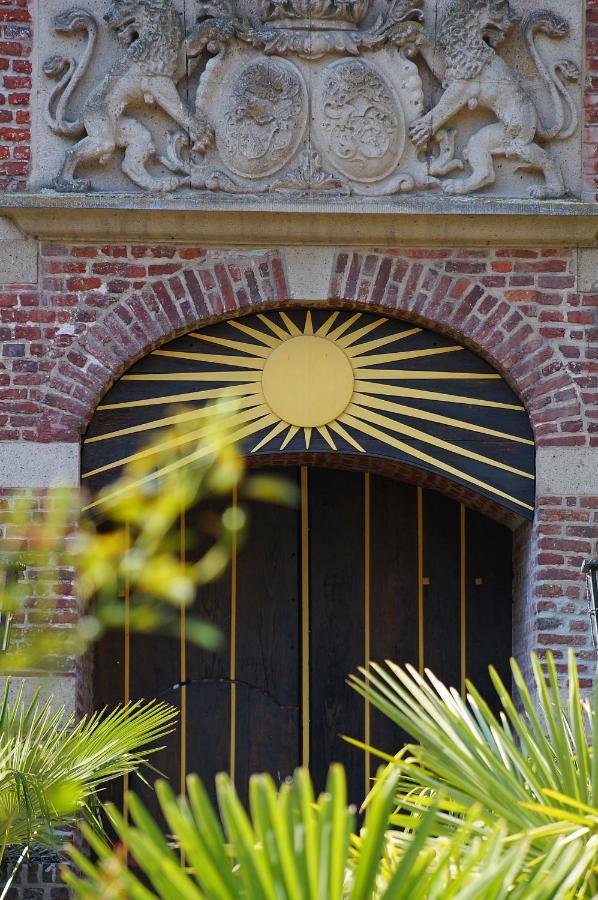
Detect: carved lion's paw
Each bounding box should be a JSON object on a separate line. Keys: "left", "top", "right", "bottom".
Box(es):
{"left": 409, "top": 118, "right": 433, "bottom": 147}
{"left": 190, "top": 119, "right": 216, "bottom": 154}
{"left": 53, "top": 176, "right": 92, "bottom": 193}
{"left": 442, "top": 179, "right": 468, "bottom": 195}
{"left": 529, "top": 185, "right": 565, "bottom": 200}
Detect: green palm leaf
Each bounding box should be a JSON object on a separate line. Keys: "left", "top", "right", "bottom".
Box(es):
{"left": 65, "top": 764, "right": 595, "bottom": 899}
{"left": 348, "top": 649, "right": 598, "bottom": 893}
{"left": 0, "top": 679, "right": 177, "bottom": 859}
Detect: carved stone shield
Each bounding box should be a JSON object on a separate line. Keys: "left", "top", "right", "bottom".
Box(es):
{"left": 313, "top": 60, "right": 405, "bottom": 183}
{"left": 216, "top": 58, "right": 309, "bottom": 179}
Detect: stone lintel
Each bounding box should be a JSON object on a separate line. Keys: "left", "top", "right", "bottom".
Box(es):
{"left": 1, "top": 195, "right": 597, "bottom": 248}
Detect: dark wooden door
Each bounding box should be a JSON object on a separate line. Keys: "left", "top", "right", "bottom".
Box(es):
{"left": 94, "top": 467, "right": 512, "bottom": 813}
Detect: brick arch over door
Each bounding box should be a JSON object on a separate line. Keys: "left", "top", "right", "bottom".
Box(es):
{"left": 31, "top": 244, "right": 592, "bottom": 694}
{"left": 37, "top": 250, "right": 582, "bottom": 446}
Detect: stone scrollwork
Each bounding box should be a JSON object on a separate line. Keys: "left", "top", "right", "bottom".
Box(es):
{"left": 43, "top": 0, "right": 581, "bottom": 198}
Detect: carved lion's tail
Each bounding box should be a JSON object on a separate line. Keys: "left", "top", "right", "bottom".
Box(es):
{"left": 44, "top": 9, "right": 98, "bottom": 138}
{"left": 524, "top": 10, "right": 580, "bottom": 142}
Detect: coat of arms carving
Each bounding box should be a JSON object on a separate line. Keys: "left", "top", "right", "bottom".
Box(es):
{"left": 43, "top": 0, "right": 581, "bottom": 198}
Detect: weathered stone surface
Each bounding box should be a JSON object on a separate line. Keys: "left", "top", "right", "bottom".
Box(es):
{"left": 0, "top": 442, "right": 80, "bottom": 487}
{"left": 577, "top": 247, "right": 598, "bottom": 293}
{"left": 536, "top": 447, "right": 598, "bottom": 496}
{"left": 31, "top": 0, "right": 583, "bottom": 199}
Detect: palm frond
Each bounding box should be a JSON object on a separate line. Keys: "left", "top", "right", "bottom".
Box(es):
{"left": 349, "top": 649, "right": 598, "bottom": 891}
{"left": 0, "top": 679, "right": 177, "bottom": 857}
{"left": 64, "top": 764, "right": 596, "bottom": 899}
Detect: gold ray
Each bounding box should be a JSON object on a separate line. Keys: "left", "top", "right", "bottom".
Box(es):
{"left": 251, "top": 420, "right": 289, "bottom": 453}
{"left": 326, "top": 313, "right": 362, "bottom": 342}
{"left": 83, "top": 405, "right": 270, "bottom": 479}
{"left": 124, "top": 371, "right": 261, "bottom": 383}
{"left": 353, "top": 393, "right": 533, "bottom": 445}
{"left": 336, "top": 317, "right": 386, "bottom": 348}
{"left": 315, "top": 312, "right": 340, "bottom": 337}
{"left": 348, "top": 403, "right": 534, "bottom": 479}
{"left": 98, "top": 384, "right": 262, "bottom": 411}
{"left": 153, "top": 350, "right": 265, "bottom": 370}
{"left": 83, "top": 413, "right": 278, "bottom": 512}
{"left": 345, "top": 328, "right": 423, "bottom": 358}
{"left": 229, "top": 319, "right": 281, "bottom": 348}
{"left": 189, "top": 332, "right": 271, "bottom": 358}
{"left": 258, "top": 314, "right": 294, "bottom": 341}
{"left": 361, "top": 372, "right": 501, "bottom": 381}
{"left": 355, "top": 381, "right": 524, "bottom": 411}
{"left": 328, "top": 420, "right": 366, "bottom": 453}
{"left": 86, "top": 396, "right": 263, "bottom": 445}
{"left": 279, "top": 311, "right": 302, "bottom": 337}
{"left": 339, "top": 413, "right": 533, "bottom": 512}
{"left": 281, "top": 425, "right": 299, "bottom": 449}
{"left": 317, "top": 424, "right": 337, "bottom": 450}
{"left": 305, "top": 427, "right": 312, "bottom": 449}
{"left": 304, "top": 311, "right": 314, "bottom": 335}
{"left": 353, "top": 346, "right": 463, "bottom": 369}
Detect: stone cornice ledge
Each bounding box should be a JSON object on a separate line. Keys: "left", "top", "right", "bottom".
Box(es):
{"left": 0, "top": 193, "right": 597, "bottom": 247}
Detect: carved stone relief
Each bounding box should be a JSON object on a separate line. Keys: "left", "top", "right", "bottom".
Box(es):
{"left": 36, "top": 0, "right": 583, "bottom": 198}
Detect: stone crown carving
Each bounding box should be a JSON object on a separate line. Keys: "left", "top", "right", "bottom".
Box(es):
{"left": 43, "top": 0, "right": 581, "bottom": 199}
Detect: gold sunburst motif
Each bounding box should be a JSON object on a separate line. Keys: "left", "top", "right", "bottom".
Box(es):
{"left": 82, "top": 310, "right": 535, "bottom": 516}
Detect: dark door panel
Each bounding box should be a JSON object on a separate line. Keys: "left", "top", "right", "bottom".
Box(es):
{"left": 94, "top": 467, "right": 513, "bottom": 811}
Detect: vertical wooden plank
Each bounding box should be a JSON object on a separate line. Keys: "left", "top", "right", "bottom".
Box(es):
{"left": 93, "top": 629, "right": 125, "bottom": 812}
{"left": 128, "top": 633, "right": 181, "bottom": 825}
{"left": 417, "top": 487, "right": 424, "bottom": 675}
{"left": 460, "top": 504, "right": 466, "bottom": 700}
{"left": 466, "top": 510, "right": 513, "bottom": 711}
{"left": 364, "top": 473, "right": 371, "bottom": 798}
{"left": 422, "top": 490, "right": 461, "bottom": 690}
{"left": 180, "top": 511, "right": 187, "bottom": 797}
{"left": 309, "top": 468, "right": 365, "bottom": 806}
{"left": 301, "top": 467, "right": 310, "bottom": 768}
{"left": 184, "top": 496, "right": 231, "bottom": 808}
{"left": 234, "top": 468, "right": 301, "bottom": 806}
{"left": 123, "top": 521, "right": 130, "bottom": 822}
{"left": 370, "top": 478, "right": 418, "bottom": 759}
{"left": 230, "top": 486, "right": 238, "bottom": 784}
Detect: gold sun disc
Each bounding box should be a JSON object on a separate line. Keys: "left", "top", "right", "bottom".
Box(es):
{"left": 262, "top": 335, "right": 354, "bottom": 427}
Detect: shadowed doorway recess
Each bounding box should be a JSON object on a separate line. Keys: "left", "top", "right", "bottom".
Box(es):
{"left": 93, "top": 468, "right": 513, "bottom": 814}
{"left": 83, "top": 308, "right": 527, "bottom": 813}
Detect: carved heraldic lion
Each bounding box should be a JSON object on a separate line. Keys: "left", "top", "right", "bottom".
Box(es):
{"left": 44, "top": 0, "right": 214, "bottom": 191}
{"left": 408, "top": 0, "right": 580, "bottom": 197}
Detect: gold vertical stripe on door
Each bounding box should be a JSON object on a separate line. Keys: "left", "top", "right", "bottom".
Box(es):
{"left": 301, "top": 467, "right": 310, "bottom": 768}
{"left": 417, "top": 487, "right": 424, "bottom": 675}
{"left": 460, "top": 504, "right": 466, "bottom": 700}
{"left": 180, "top": 510, "right": 187, "bottom": 795}
{"left": 123, "top": 520, "right": 131, "bottom": 823}
{"left": 364, "top": 472, "right": 371, "bottom": 797}
{"left": 230, "top": 486, "right": 238, "bottom": 782}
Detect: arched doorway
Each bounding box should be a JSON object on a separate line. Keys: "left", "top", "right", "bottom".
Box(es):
{"left": 93, "top": 466, "right": 512, "bottom": 813}
{"left": 84, "top": 308, "right": 530, "bottom": 813}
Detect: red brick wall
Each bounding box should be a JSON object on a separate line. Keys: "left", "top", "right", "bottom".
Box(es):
{"left": 0, "top": 3, "right": 595, "bottom": 701}
{"left": 0, "top": 0, "right": 31, "bottom": 192}
{"left": 0, "top": 241, "right": 595, "bottom": 690}
{"left": 0, "top": 244, "right": 590, "bottom": 447}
